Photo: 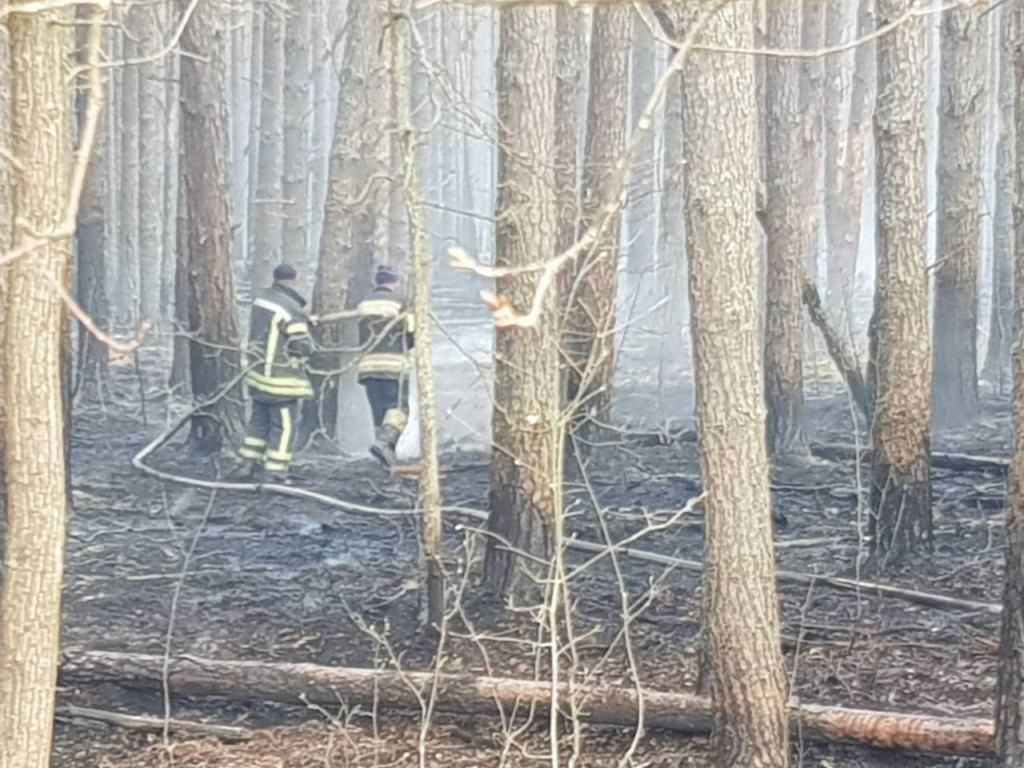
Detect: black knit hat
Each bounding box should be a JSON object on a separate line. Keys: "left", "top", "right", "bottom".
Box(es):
{"left": 273, "top": 263, "right": 297, "bottom": 282}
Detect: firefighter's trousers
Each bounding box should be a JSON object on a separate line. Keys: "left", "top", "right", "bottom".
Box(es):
{"left": 238, "top": 398, "right": 299, "bottom": 476}
{"left": 361, "top": 376, "right": 409, "bottom": 447}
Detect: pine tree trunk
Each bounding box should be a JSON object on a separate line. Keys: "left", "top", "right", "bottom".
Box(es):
{"left": 308, "top": 0, "right": 334, "bottom": 278}
{"left": 75, "top": 23, "right": 110, "bottom": 401}
{"left": 104, "top": 26, "right": 121, "bottom": 322}
{"left": 997, "top": 12, "right": 1024, "bottom": 758}
{"left": 230, "top": 0, "right": 252, "bottom": 290}
{"left": 179, "top": 0, "right": 244, "bottom": 452}
{"left": 249, "top": 6, "right": 285, "bottom": 291}
{"left": 484, "top": 5, "right": 561, "bottom": 604}
{"left": 798, "top": 0, "right": 824, "bottom": 284}
{"left": 564, "top": 7, "right": 629, "bottom": 449}
{"left": 137, "top": 3, "right": 165, "bottom": 328}
{"left": 869, "top": 0, "right": 932, "bottom": 565}
{"left": 553, "top": 6, "right": 586, "bottom": 256}
{"left": 118, "top": 18, "right": 140, "bottom": 329}
{"left": 162, "top": 46, "right": 179, "bottom": 325}
{"left": 283, "top": 0, "right": 311, "bottom": 272}
{"left": 0, "top": 6, "right": 74, "bottom": 766}
{"left": 763, "top": 0, "right": 808, "bottom": 459}
{"left": 0, "top": 4, "right": 10, "bottom": 483}
{"left": 984, "top": 6, "right": 1016, "bottom": 395}
{"left": 824, "top": 0, "right": 875, "bottom": 336}
{"left": 303, "top": 0, "right": 391, "bottom": 444}
{"left": 681, "top": 3, "right": 788, "bottom": 764}
{"left": 244, "top": 11, "right": 263, "bottom": 287}
{"left": 932, "top": 2, "right": 988, "bottom": 428}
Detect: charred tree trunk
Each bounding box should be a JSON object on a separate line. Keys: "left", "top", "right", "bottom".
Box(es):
{"left": 869, "top": 0, "right": 932, "bottom": 565}
{"left": 763, "top": 0, "right": 808, "bottom": 459}
{"left": 824, "top": 0, "right": 875, "bottom": 336}
{"left": 137, "top": 3, "right": 165, "bottom": 328}
{"left": 984, "top": 6, "right": 1016, "bottom": 395}
{"left": 996, "top": 9, "right": 1024, "bottom": 760}
{"left": 283, "top": 0, "right": 311, "bottom": 271}
{"left": 563, "top": 7, "right": 629, "bottom": 452}
{"left": 484, "top": 5, "right": 561, "bottom": 604}
{"left": 681, "top": 2, "right": 788, "bottom": 764}
{"left": 932, "top": 2, "right": 988, "bottom": 428}
{"left": 302, "top": 0, "right": 390, "bottom": 444}
{"left": 178, "top": 0, "right": 244, "bottom": 452}
{"left": 0, "top": 6, "right": 74, "bottom": 766}
{"left": 74, "top": 26, "right": 110, "bottom": 401}
{"left": 249, "top": 5, "right": 284, "bottom": 290}
{"left": 118, "top": 15, "right": 140, "bottom": 329}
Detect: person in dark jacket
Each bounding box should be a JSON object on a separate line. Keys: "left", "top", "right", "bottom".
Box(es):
{"left": 356, "top": 265, "right": 414, "bottom": 468}
{"left": 232, "top": 263, "right": 313, "bottom": 482}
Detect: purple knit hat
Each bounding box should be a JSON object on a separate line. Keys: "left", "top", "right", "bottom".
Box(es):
{"left": 375, "top": 264, "right": 399, "bottom": 286}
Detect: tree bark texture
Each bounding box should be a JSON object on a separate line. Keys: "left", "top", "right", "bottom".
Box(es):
{"left": 680, "top": 3, "right": 788, "bottom": 765}
{"left": 0, "top": 5, "right": 11, "bottom": 480}
{"left": 230, "top": 0, "right": 252, "bottom": 285}
{"left": 797, "top": 0, "right": 824, "bottom": 283}
{"left": 61, "top": 650, "right": 996, "bottom": 757}
{"left": 179, "top": 0, "right": 244, "bottom": 452}
{"left": 249, "top": 4, "right": 285, "bottom": 291}
{"left": 118, "top": 16, "right": 140, "bottom": 328}
{"left": 283, "top": 0, "right": 311, "bottom": 268}
{"left": 563, "top": 6, "right": 629, "bottom": 450}
{"left": 824, "top": 0, "right": 875, "bottom": 336}
{"left": 932, "top": 1, "right": 988, "bottom": 427}
{"left": 162, "top": 47, "right": 180, "bottom": 323}
{"left": 996, "top": 6, "right": 1024, "bottom": 762}
{"left": 303, "top": 0, "right": 391, "bottom": 443}
{"left": 984, "top": 6, "right": 1016, "bottom": 394}
{"left": 137, "top": 2, "right": 165, "bottom": 327}
{"left": 870, "top": 0, "right": 932, "bottom": 565}
{"left": 553, "top": 6, "right": 587, "bottom": 257}
{"left": 0, "top": 6, "right": 73, "bottom": 767}
{"left": 74, "top": 22, "right": 110, "bottom": 401}
{"left": 484, "top": 5, "right": 561, "bottom": 604}
{"left": 763, "top": 0, "right": 808, "bottom": 458}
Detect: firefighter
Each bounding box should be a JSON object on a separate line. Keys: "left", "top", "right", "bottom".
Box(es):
{"left": 231, "top": 263, "right": 313, "bottom": 483}
{"left": 356, "top": 264, "right": 414, "bottom": 468}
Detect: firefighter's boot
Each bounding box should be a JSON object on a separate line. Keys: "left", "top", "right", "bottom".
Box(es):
{"left": 370, "top": 424, "right": 400, "bottom": 469}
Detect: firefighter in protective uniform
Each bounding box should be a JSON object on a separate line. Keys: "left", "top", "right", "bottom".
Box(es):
{"left": 233, "top": 263, "right": 313, "bottom": 483}
{"left": 357, "top": 265, "right": 414, "bottom": 468}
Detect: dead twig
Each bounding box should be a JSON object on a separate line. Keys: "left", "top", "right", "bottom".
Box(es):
{"left": 57, "top": 703, "right": 253, "bottom": 742}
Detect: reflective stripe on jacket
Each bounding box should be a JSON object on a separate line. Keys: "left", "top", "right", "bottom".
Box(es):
{"left": 243, "top": 283, "right": 314, "bottom": 400}
{"left": 356, "top": 287, "right": 415, "bottom": 382}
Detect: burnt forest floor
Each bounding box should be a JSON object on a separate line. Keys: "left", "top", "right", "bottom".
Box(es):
{"left": 35, "top": 365, "right": 1012, "bottom": 767}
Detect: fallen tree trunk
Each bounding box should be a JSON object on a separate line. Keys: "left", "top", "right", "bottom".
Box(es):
{"left": 810, "top": 443, "right": 1009, "bottom": 476}
{"left": 57, "top": 703, "right": 253, "bottom": 741}
{"left": 802, "top": 278, "right": 872, "bottom": 420}
{"left": 59, "top": 650, "right": 993, "bottom": 756}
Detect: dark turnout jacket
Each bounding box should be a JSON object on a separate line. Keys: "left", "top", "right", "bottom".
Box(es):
{"left": 355, "top": 286, "right": 415, "bottom": 382}
{"left": 244, "top": 283, "right": 314, "bottom": 402}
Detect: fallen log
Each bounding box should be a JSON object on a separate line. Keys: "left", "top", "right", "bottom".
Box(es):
{"left": 57, "top": 703, "right": 253, "bottom": 741}
{"left": 59, "top": 650, "right": 993, "bottom": 756}
{"left": 810, "top": 443, "right": 1009, "bottom": 476}
{"left": 802, "top": 279, "right": 871, "bottom": 420}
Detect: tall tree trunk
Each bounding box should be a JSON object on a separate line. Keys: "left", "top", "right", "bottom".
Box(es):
{"left": 249, "top": 5, "right": 285, "bottom": 290}
{"left": 283, "top": 0, "right": 311, "bottom": 271}
{"left": 302, "top": 0, "right": 391, "bottom": 444}
{"left": 763, "top": 0, "right": 808, "bottom": 458}
{"left": 179, "top": 0, "right": 244, "bottom": 452}
{"left": 244, "top": 11, "right": 264, "bottom": 286}
{"left": 824, "top": 0, "right": 875, "bottom": 336}
{"left": 0, "top": 3, "right": 11, "bottom": 483}
{"left": 118, "top": 16, "right": 140, "bottom": 329}
{"left": 625, "top": 14, "right": 656, "bottom": 282}
{"left": 554, "top": 6, "right": 587, "bottom": 256}
{"left": 75, "top": 24, "right": 110, "bottom": 401}
{"left": 162, "top": 44, "right": 179, "bottom": 326}
{"left": 984, "top": 6, "right": 1016, "bottom": 395}
{"left": 0, "top": 5, "right": 74, "bottom": 766}
{"left": 230, "top": 0, "right": 252, "bottom": 291}
{"left": 563, "top": 7, "right": 629, "bottom": 450}
{"left": 680, "top": 3, "right": 788, "bottom": 763}
{"left": 137, "top": 3, "right": 165, "bottom": 328}
{"left": 932, "top": 2, "right": 988, "bottom": 427}
{"left": 798, "top": 0, "right": 825, "bottom": 284}
{"left": 483, "top": 5, "right": 560, "bottom": 604}
{"left": 998, "top": 10, "right": 1024, "bottom": 760}
{"left": 104, "top": 26, "right": 121, "bottom": 325}
{"left": 869, "top": 0, "right": 932, "bottom": 565}
{"left": 308, "top": 0, "right": 334, "bottom": 279}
